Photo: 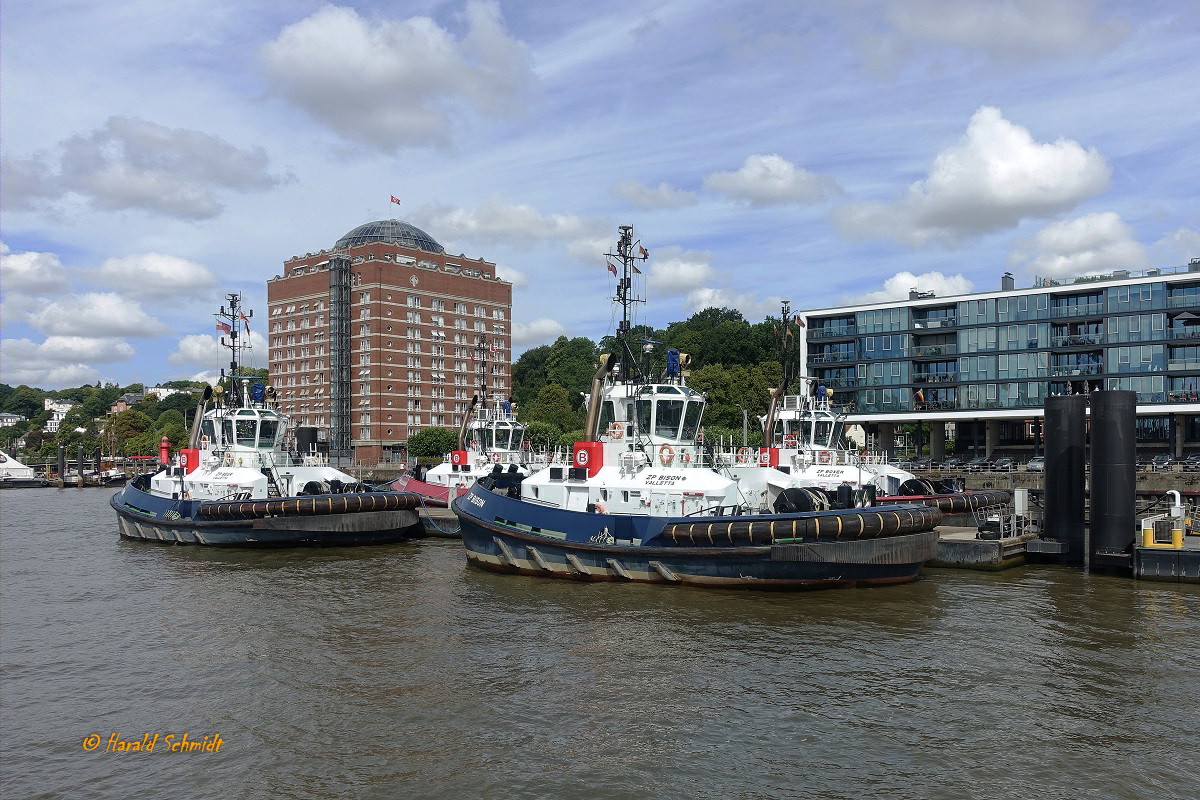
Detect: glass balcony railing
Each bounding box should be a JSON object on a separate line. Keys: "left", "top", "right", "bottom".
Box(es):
{"left": 1050, "top": 363, "right": 1103, "bottom": 376}
{"left": 1050, "top": 301, "right": 1106, "bottom": 318}
{"left": 808, "top": 352, "right": 855, "bottom": 364}
{"left": 912, "top": 317, "right": 957, "bottom": 329}
{"left": 1169, "top": 328, "right": 1200, "bottom": 340}
{"left": 1168, "top": 358, "right": 1200, "bottom": 371}
{"left": 912, "top": 372, "right": 958, "bottom": 383}
{"left": 1050, "top": 333, "right": 1105, "bottom": 347}
{"left": 912, "top": 344, "right": 957, "bottom": 357}
{"left": 809, "top": 327, "right": 856, "bottom": 340}
{"left": 1168, "top": 295, "right": 1200, "bottom": 308}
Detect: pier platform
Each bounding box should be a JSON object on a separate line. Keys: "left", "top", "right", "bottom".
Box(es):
{"left": 1133, "top": 535, "right": 1200, "bottom": 582}
{"left": 419, "top": 506, "right": 461, "bottom": 538}
{"left": 928, "top": 526, "right": 1037, "bottom": 570}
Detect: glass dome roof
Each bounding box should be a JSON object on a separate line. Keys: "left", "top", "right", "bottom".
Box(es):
{"left": 334, "top": 219, "right": 445, "bottom": 253}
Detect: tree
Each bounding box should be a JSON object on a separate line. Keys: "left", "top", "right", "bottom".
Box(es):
{"left": 524, "top": 384, "right": 583, "bottom": 433}
{"left": 156, "top": 409, "right": 186, "bottom": 429}
{"left": 107, "top": 410, "right": 153, "bottom": 445}
{"left": 544, "top": 336, "right": 598, "bottom": 407}
{"left": 522, "top": 421, "right": 561, "bottom": 452}
{"left": 686, "top": 361, "right": 780, "bottom": 431}
{"left": 511, "top": 344, "right": 551, "bottom": 409}
{"left": 555, "top": 430, "right": 585, "bottom": 450}
{"left": 406, "top": 427, "right": 459, "bottom": 459}
{"left": 4, "top": 386, "right": 46, "bottom": 418}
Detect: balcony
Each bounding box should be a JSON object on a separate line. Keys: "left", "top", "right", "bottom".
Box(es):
{"left": 1050, "top": 333, "right": 1105, "bottom": 347}
{"left": 912, "top": 316, "right": 957, "bottom": 330}
{"left": 1050, "top": 301, "right": 1105, "bottom": 318}
{"left": 1168, "top": 295, "right": 1200, "bottom": 308}
{"left": 1168, "top": 358, "right": 1200, "bottom": 371}
{"left": 820, "top": 377, "right": 860, "bottom": 388}
{"left": 809, "top": 352, "right": 855, "bottom": 364}
{"left": 912, "top": 344, "right": 957, "bottom": 358}
{"left": 912, "top": 371, "right": 958, "bottom": 383}
{"left": 809, "top": 327, "right": 856, "bottom": 340}
{"left": 1050, "top": 363, "right": 1103, "bottom": 376}
{"left": 1169, "top": 328, "right": 1200, "bottom": 341}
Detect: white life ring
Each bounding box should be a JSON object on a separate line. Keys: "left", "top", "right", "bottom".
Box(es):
{"left": 492, "top": 452, "right": 501, "bottom": 463}
{"left": 658, "top": 444, "right": 675, "bottom": 466}
{"left": 736, "top": 447, "right": 751, "bottom": 464}
{"left": 224, "top": 454, "right": 233, "bottom": 466}
{"left": 818, "top": 450, "right": 833, "bottom": 464}
{"left": 607, "top": 422, "right": 624, "bottom": 440}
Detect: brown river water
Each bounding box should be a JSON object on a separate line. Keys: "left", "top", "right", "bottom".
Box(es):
{"left": 3, "top": 486, "right": 1199, "bottom": 799}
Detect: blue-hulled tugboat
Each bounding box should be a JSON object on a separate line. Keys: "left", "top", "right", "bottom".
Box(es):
{"left": 111, "top": 293, "right": 423, "bottom": 546}
{"left": 452, "top": 226, "right": 943, "bottom": 589}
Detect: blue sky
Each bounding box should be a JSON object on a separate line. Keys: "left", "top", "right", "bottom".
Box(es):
{"left": 3, "top": 0, "right": 1198, "bottom": 388}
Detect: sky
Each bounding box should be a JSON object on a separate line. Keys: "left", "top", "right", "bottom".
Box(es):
{"left": 3, "top": 0, "right": 1199, "bottom": 389}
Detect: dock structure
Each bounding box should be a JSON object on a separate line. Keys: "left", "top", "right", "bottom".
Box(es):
{"left": 929, "top": 527, "right": 1037, "bottom": 570}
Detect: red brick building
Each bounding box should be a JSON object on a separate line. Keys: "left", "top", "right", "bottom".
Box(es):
{"left": 266, "top": 219, "right": 512, "bottom": 465}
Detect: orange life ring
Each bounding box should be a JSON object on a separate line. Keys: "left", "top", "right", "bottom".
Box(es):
{"left": 783, "top": 434, "right": 798, "bottom": 448}
{"left": 607, "top": 422, "right": 624, "bottom": 440}
{"left": 594, "top": 502, "right": 607, "bottom": 514}
{"left": 658, "top": 444, "right": 675, "bottom": 466}
{"left": 199, "top": 435, "right": 211, "bottom": 449}
{"left": 683, "top": 451, "right": 692, "bottom": 463}
{"left": 818, "top": 451, "right": 833, "bottom": 464}
{"left": 736, "top": 447, "right": 751, "bottom": 464}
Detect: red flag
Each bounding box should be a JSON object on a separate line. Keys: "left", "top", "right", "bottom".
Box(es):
{"left": 216, "top": 322, "right": 232, "bottom": 334}
{"left": 390, "top": 195, "right": 402, "bottom": 206}
{"left": 631, "top": 264, "right": 642, "bottom": 274}
{"left": 794, "top": 315, "right": 806, "bottom": 328}
{"left": 638, "top": 245, "right": 648, "bottom": 258}
{"left": 239, "top": 311, "right": 250, "bottom": 329}
{"left": 607, "top": 262, "right": 618, "bottom": 276}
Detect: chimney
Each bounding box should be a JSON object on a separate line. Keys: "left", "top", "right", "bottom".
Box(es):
{"left": 1001, "top": 272, "right": 1015, "bottom": 291}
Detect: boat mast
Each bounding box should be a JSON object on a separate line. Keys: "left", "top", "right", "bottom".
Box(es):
{"left": 606, "top": 225, "right": 649, "bottom": 384}
{"left": 216, "top": 292, "right": 252, "bottom": 378}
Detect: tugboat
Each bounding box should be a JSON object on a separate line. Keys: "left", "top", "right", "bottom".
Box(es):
{"left": 391, "top": 336, "right": 550, "bottom": 506}
{"left": 111, "top": 293, "right": 423, "bottom": 546}
{"left": 762, "top": 304, "right": 1010, "bottom": 516}
{"left": 452, "top": 227, "right": 943, "bottom": 589}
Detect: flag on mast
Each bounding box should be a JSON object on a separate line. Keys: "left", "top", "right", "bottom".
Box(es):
{"left": 638, "top": 245, "right": 649, "bottom": 258}
{"left": 607, "top": 261, "right": 618, "bottom": 276}
{"left": 390, "top": 195, "right": 402, "bottom": 206}
{"left": 216, "top": 322, "right": 232, "bottom": 334}
{"left": 239, "top": 311, "right": 251, "bottom": 329}
{"left": 631, "top": 263, "right": 642, "bottom": 274}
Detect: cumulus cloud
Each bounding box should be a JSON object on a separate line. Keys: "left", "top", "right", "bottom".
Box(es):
{"left": 1150, "top": 227, "right": 1200, "bottom": 268}
{"left": 0, "top": 246, "right": 71, "bottom": 296}
{"left": 876, "top": 0, "right": 1130, "bottom": 62}
{"left": 1009, "top": 212, "right": 1148, "bottom": 280}
{"left": 9, "top": 117, "right": 282, "bottom": 219}
{"left": 260, "top": 2, "right": 535, "bottom": 151}
{"left": 1, "top": 336, "right": 134, "bottom": 388}
{"left": 835, "top": 106, "right": 1110, "bottom": 246}
{"left": 168, "top": 330, "right": 269, "bottom": 367}
{"left": 25, "top": 292, "right": 168, "bottom": 338}
{"left": 702, "top": 154, "right": 841, "bottom": 207}
{"left": 645, "top": 247, "right": 715, "bottom": 296}
{"left": 511, "top": 318, "right": 567, "bottom": 348}
{"left": 494, "top": 264, "right": 527, "bottom": 288}
{"left": 93, "top": 253, "right": 218, "bottom": 299}
{"left": 416, "top": 197, "right": 603, "bottom": 246}
{"left": 845, "top": 271, "right": 975, "bottom": 305}
{"left": 613, "top": 180, "right": 697, "bottom": 210}
{"left": 684, "top": 287, "right": 782, "bottom": 320}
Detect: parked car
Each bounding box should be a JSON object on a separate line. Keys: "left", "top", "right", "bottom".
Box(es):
{"left": 966, "top": 456, "right": 992, "bottom": 472}
{"left": 912, "top": 457, "right": 933, "bottom": 471}
{"left": 1151, "top": 454, "right": 1175, "bottom": 470}
{"left": 1025, "top": 456, "right": 1045, "bottom": 472}
{"left": 992, "top": 457, "right": 1014, "bottom": 471}
{"left": 1184, "top": 454, "right": 1200, "bottom": 471}
{"left": 942, "top": 457, "right": 963, "bottom": 471}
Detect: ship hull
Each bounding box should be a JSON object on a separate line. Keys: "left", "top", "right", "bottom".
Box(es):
{"left": 111, "top": 482, "right": 424, "bottom": 547}
{"left": 452, "top": 486, "right": 939, "bottom": 591}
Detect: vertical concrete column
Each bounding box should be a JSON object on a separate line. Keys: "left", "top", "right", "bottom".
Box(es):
{"left": 879, "top": 422, "right": 895, "bottom": 459}
{"left": 985, "top": 419, "right": 999, "bottom": 458}
{"left": 930, "top": 421, "right": 946, "bottom": 461}
{"left": 1174, "top": 414, "right": 1186, "bottom": 458}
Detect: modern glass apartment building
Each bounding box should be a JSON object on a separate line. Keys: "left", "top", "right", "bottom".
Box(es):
{"left": 801, "top": 259, "right": 1200, "bottom": 459}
